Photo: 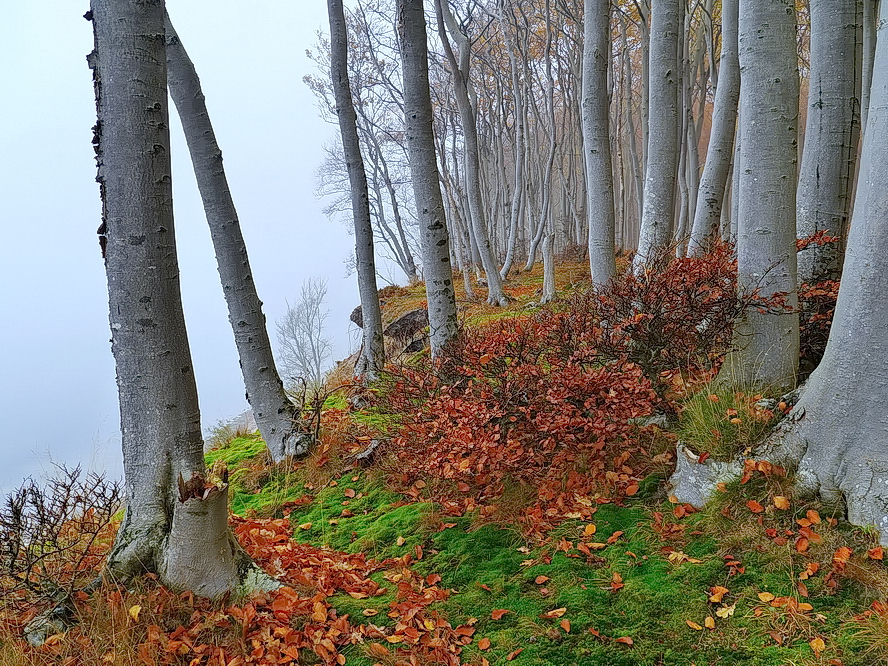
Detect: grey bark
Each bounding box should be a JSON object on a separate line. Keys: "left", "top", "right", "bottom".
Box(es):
{"left": 88, "top": 0, "right": 275, "bottom": 597}
{"left": 634, "top": 0, "right": 682, "bottom": 268}
{"left": 328, "top": 0, "right": 385, "bottom": 380}
{"left": 582, "top": 0, "right": 617, "bottom": 286}
{"left": 861, "top": 0, "right": 880, "bottom": 130}
{"left": 539, "top": 233, "right": 556, "bottom": 304}
{"left": 768, "top": 21, "right": 888, "bottom": 542}
{"left": 434, "top": 0, "right": 509, "bottom": 306}
{"left": 796, "top": 0, "right": 863, "bottom": 284}
{"left": 163, "top": 14, "right": 305, "bottom": 461}
{"left": 397, "top": 0, "right": 459, "bottom": 355}
{"left": 722, "top": 0, "right": 799, "bottom": 393}
{"left": 688, "top": 0, "right": 739, "bottom": 256}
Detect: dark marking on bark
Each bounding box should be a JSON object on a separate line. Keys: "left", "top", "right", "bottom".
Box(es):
{"left": 136, "top": 318, "right": 156, "bottom": 328}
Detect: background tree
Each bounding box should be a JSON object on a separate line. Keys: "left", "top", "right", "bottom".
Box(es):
{"left": 164, "top": 12, "right": 306, "bottom": 460}
{"left": 87, "top": 0, "right": 275, "bottom": 606}
{"left": 796, "top": 0, "right": 862, "bottom": 284}
{"left": 397, "top": 0, "right": 460, "bottom": 354}
{"left": 276, "top": 278, "right": 334, "bottom": 389}
{"left": 328, "top": 0, "right": 386, "bottom": 379}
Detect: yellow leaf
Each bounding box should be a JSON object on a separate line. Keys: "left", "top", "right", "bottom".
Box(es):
{"left": 583, "top": 524, "right": 597, "bottom": 537}
{"left": 362, "top": 609, "right": 379, "bottom": 617}
{"left": 128, "top": 605, "right": 141, "bottom": 622}
{"left": 810, "top": 637, "right": 825, "bottom": 656}
{"left": 298, "top": 522, "right": 312, "bottom": 530}
{"left": 709, "top": 586, "right": 729, "bottom": 603}
{"left": 704, "top": 616, "right": 715, "bottom": 629}
{"left": 686, "top": 620, "right": 703, "bottom": 630}
{"left": 541, "top": 607, "right": 567, "bottom": 618}
{"left": 521, "top": 559, "right": 536, "bottom": 566}
{"left": 715, "top": 603, "right": 736, "bottom": 618}
{"left": 773, "top": 496, "right": 790, "bottom": 510}
{"left": 385, "top": 635, "right": 403, "bottom": 644}
{"left": 396, "top": 536, "right": 406, "bottom": 546}
{"left": 758, "top": 592, "right": 775, "bottom": 603}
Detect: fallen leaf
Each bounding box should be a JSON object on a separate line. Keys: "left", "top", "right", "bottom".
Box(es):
{"left": 806, "top": 510, "right": 821, "bottom": 524}
{"left": 704, "top": 616, "right": 715, "bottom": 629}
{"left": 796, "top": 537, "right": 810, "bottom": 553}
{"left": 535, "top": 575, "right": 550, "bottom": 585}
{"left": 298, "top": 522, "right": 312, "bottom": 530}
{"left": 478, "top": 637, "right": 491, "bottom": 650}
{"left": 426, "top": 573, "right": 442, "bottom": 585}
{"left": 868, "top": 546, "right": 884, "bottom": 560}
{"left": 128, "top": 605, "right": 141, "bottom": 622}
{"left": 311, "top": 601, "right": 327, "bottom": 622}
{"left": 834, "top": 546, "right": 853, "bottom": 564}
{"left": 560, "top": 619, "right": 571, "bottom": 632}
{"left": 583, "top": 523, "right": 597, "bottom": 537}
{"left": 810, "top": 636, "right": 825, "bottom": 657}
{"left": 746, "top": 500, "right": 764, "bottom": 514}
{"left": 715, "top": 603, "right": 736, "bottom": 618}
{"left": 686, "top": 620, "right": 703, "bottom": 630}
{"left": 615, "top": 636, "right": 634, "bottom": 646}
{"left": 362, "top": 609, "right": 379, "bottom": 617}
{"left": 540, "top": 607, "right": 567, "bottom": 619}
{"left": 758, "top": 592, "right": 775, "bottom": 603}
{"left": 344, "top": 488, "right": 356, "bottom": 498}
{"left": 396, "top": 536, "right": 406, "bottom": 546}
{"left": 491, "top": 609, "right": 510, "bottom": 620}
{"left": 709, "top": 586, "right": 729, "bottom": 602}
{"left": 773, "top": 496, "right": 790, "bottom": 510}
{"left": 505, "top": 648, "right": 523, "bottom": 660}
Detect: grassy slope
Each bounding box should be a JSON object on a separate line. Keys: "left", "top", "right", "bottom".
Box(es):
{"left": 197, "top": 263, "right": 884, "bottom": 665}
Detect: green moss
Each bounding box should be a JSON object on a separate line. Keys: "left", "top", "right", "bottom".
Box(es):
{"left": 204, "top": 433, "right": 266, "bottom": 467}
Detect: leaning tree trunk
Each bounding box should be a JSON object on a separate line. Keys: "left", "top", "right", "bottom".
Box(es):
{"left": 435, "top": 0, "right": 509, "bottom": 306}
{"left": 721, "top": 0, "right": 799, "bottom": 393}
{"left": 634, "top": 0, "right": 681, "bottom": 269}
{"left": 688, "top": 0, "right": 739, "bottom": 256}
{"left": 163, "top": 14, "right": 305, "bottom": 461}
{"left": 582, "top": 0, "right": 617, "bottom": 286}
{"left": 768, "top": 20, "right": 888, "bottom": 542}
{"left": 87, "top": 0, "right": 275, "bottom": 601}
{"left": 397, "top": 0, "right": 459, "bottom": 355}
{"left": 796, "top": 0, "right": 862, "bottom": 284}
{"left": 328, "top": 0, "right": 385, "bottom": 380}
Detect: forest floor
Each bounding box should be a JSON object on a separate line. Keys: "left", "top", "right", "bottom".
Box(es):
{"left": 2, "top": 255, "right": 884, "bottom": 666}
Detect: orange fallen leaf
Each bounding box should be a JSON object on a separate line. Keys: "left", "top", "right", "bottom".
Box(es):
{"left": 746, "top": 500, "right": 764, "bottom": 514}
{"left": 773, "top": 496, "right": 790, "bottom": 510}
{"left": 796, "top": 537, "right": 810, "bottom": 553}
{"left": 298, "top": 522, "right": 312, "bottom": 530}
{"left": 344, "top": 488, "right": 356, "bottom": 498}
{"left": 505, "top": 648, "right": 523, "bottom": 661}
{"left": 583, "top": 523, "right": 597, "bottom": 537}
{"left": 810, "top": 636, "right": 825, "bottom": 657}
{"left": 615, "top": 636, "right": 634, "bottom": 646}
{"left": 491, "top": 609, "right": 510, "bottom": 620}
{"left": 534, "top": 575, "right": 550, "bottom": 585}
{"left": 806, "top": 509, "right": 821, "bottom": 524}
{"left": 868, "top": 546, "right": 884, "bottom": 560}
{"left": 541, "top": 607, "right": 567, "bottom": 619}
{"left": 560, "top": 619, "right": 571, "bottom": 633}
{"left": 686, "top": 620, "right": 703, "bottom": 630}
{"left": 311, "top": 601, "right": 327, "bottom": 622}
{"left": 478, "top": 637, "right": 491, "bottom": 650}
{"left": 834, "top": 546, "right": 853, "bottom": 564}
{"left": 709, "top": 586, "right": 729, "bottom": 602}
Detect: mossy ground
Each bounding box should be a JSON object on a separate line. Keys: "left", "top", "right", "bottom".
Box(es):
{"left": 206, "top": 429, "right": 882, "bottom": 665}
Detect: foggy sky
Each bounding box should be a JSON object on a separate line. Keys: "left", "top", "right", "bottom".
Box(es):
{"left": 0, "top": 2, "right": 371, "bottom": 493}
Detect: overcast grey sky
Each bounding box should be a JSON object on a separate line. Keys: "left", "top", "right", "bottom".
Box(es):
{"left": 0, "top": 2, "right": 371, "bottom": 493}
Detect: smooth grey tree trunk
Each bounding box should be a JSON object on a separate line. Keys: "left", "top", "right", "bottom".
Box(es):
{"left": 88, "top": 0, "right": 275, "bottom": 599}
{"left": 722, "top": 0, "right": 799, "bottom": 393}
{"left": 582, "top": 0, "right": 617, "bottom": 286}
{"left": 796, "top": 0, "right": 863, "bottom": 284}
{"left": 328, "top": 0, "right": 385, "bottom": 380}
{"left": 163, "top": 14, "right": 305, "bottom": 461}
{"left": 769, "top": 20, "right": 888, "bottom": 542}
{"left": 861, "top": 0, "right": 880, "bottom": 130}
{"left": 634, "top": 0, "right": 681, "bottom": 268}
{"left": 688, "top": 0, "right": 739, "bottom": 256}
{"left": 397, "top": 0, "right": 459, "bottom": 355}
{"left": 435, "top": 0, "right": 509, "bottom": 306}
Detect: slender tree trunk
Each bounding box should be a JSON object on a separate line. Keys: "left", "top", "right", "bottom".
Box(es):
{"left": 435, "top": 0, "right": 509, "bottom": 305}
{"left": 88, "top": 0, "right": 273, "bottom": 598}
{"left": 635, "top": 0, "right": 681, "bottom": 268}
{"left": 688, "top": 0, "right": 739, "bottom": 255}
{"left": 328, "top": 0, "right": 385, "bottom": 379}
{"left": 770, "top": 18, "right": 888, "bottom": 542}
{"left": 722, "top": 0, "right": 799, "bottom": 393}
{"left": 163, "top": 14, "right": 305, "bottom": 461}
{"left": 861, "top": 0, "right": 880, "bottom": 131}
{"left": 796, "top": 0, "right": 863, "bottom": 284}
{"left": 398, "top": 0, "right": 459, "bottom": 354}
{"left": 582, "top": 0, "right": 617, "bottom": 286}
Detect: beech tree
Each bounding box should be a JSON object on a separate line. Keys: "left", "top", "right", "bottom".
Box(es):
{"left": 635, "top": 0, "right": 681, "bottom": 268}
{"left": 397, "top": 0, "right": 459, "bottom": 354}
{"left": 328, "top": 0, "right": 386, "bottom": 379}
{"left": 722, "top": 0, "right": 799, "bottom": 393}
{"left": 796, "top": 0, "right": 862, "bottom": 283}
{"left": 87, "top": 0, "right": 275, "bottom": 602}
{"left": 164, "top": 13, "right": 306, "bottom": 460}
{"left": 771, "top": 15, "right": 888, "bottom": 542}
{"left": 581, "top": 0, "right": 617, "bottom": 286}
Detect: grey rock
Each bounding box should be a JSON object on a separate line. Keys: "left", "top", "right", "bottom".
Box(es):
{"left": 667, "top": 443, "right": 743, "bottom": 507}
